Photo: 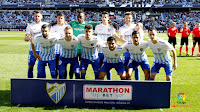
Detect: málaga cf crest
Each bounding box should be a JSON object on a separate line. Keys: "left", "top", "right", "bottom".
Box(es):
{"left": 46, "top": 82, "right": 66, "bottom": 104}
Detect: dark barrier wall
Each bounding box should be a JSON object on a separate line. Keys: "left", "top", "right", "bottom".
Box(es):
{"left": 11, "top": 78, "right": 171, "bottom": 108}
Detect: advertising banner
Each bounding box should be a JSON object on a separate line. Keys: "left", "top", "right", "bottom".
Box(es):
{"left": 11, "top": 78, "right": 171, "bottom": 108}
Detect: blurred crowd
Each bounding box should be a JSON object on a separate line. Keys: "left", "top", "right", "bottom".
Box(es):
{"left": 154, "top": 0, "right": 200, "bottom": 5}
{"left": 0, "top": 9, "right": 199, "bottom": 30}
{"left": 2, "top": 0, "right": 200, "bottom": 5}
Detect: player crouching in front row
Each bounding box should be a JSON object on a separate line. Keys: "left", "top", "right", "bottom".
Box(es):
{"left": 98, "top": 36, "right": 126, "bottom": 80}
{"left": 31, "top": 24, "right": 57, "bottom": 78}
{"left": 78, "top": 24, "right": 103, "bottom": 79}
{"left": 124, "top": 31, "right": 150, "bottom": 80}
{"left": 148, "top": 27, "right": 177, "bottom": 82}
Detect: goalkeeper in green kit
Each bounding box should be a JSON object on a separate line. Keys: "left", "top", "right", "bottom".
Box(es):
{"left": 68, "top": 10, "right": 101, "bottom": 79}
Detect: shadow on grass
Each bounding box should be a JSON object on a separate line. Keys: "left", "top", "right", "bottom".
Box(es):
{"left": 0, "top": 90, "right": 13, "bottom": 107}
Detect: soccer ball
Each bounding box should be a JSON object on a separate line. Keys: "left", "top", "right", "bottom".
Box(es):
{"left": 197, "top": 53, "right": 200, "bottom": 57}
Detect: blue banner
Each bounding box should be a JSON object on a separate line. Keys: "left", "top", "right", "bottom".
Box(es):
{"left": 152, "top": 4, "right": 196, "bottom": 8}
{"left": 11, "top": 78, "right": 170, "bottom": 108}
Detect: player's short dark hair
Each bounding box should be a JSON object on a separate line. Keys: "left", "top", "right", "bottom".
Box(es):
{"left": 78, "top": 10, "right": 84, "bottom": 14}
{"left": 34, "top": 11, "right": 41, "bottom": 14}
{"left": 148, "top": 26, "right": 157, "bottom": 32}
{"left": 132, "top": 30, "right": 140, "bottom": 36}
{"left": 107, "top": 36, "right": 116, "bottom": 42}
{"left": 85, "top": 24, "right": 93, "bottom": 30}
{"left": 57, "top": 12, "right": 65, "bottom": 17}
{"left": 125, "top": 12, "right": 132, "bottom": 16}
{"left": 41, "top": 24, "right": 50, "bottom": 30}
{"left": 102, "top": 11, "right": 109, "bottom": 15}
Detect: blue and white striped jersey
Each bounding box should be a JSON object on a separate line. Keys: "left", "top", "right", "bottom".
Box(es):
{"left": 33, "top": 34, "right": 57, "bottom": 61}
{"left": 99, "top": 45, "right": 126, "bottom": 63}
{"left": 26, "top": 22, "right": 48, "bottom": 51}
{"left": 123, "top": 41, "right": 149, "bottom": 62}
{"left": 56, "top": 37, "right": 80, "bottom": 58}
{"left": 94, "top": 23, "right": 116, "bottom": 41}
{"left": 119, "top": 23, "right": 136, "bottom": 41}
{"left": 50, "top": 23, "right": 70, "bottom": 54}
{"left": 147, "top": 39, "right": 174, "bottom": 64}
{"left": 78, "top": 34, "right": 103, "bottom": 60}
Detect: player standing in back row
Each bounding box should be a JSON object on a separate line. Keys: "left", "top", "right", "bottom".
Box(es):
{"left": 24, "top": 11, "right": 48, "bottom": 78}
{"left": 68, "top": 10, "right": 101, "bottom": 79}
{"left": 78, "top": 24, "right": 103, "bottom": 79}
{"left": 119, "top": 12, "right": 140, "bottom": 80}
{"left": 148, "top": 27, "right": 177, "bottom": 84}
{"left": 124, "top": 31, "right": 150, "bottom": 80}
{"left": 57, "top": 26, "right": 80, "bottom": 79}
{"left": 94, "top": 11, "right": 125, "bottom": 80}
{"left": 50, "top": 12, "right": 70, "bottom": 78}
{"left": 31, "top": 24, "right": 57, "bottom": 78}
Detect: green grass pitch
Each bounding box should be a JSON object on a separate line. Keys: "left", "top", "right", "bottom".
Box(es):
{"left": 0, "top": 31, "right": 200, "bottom": 111}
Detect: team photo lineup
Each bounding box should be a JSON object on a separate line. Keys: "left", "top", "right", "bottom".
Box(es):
{"left": 25, "top": 10, "right": 181, "bottom": 82}
{"left": 2, "top": 0, "right": 200, "bottom": 111}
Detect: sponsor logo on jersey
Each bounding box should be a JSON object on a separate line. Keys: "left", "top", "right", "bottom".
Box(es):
{"left": 71, "top": 45, "right": 74, "bottom": 48}
{"left": 140, "top": 48, "right": 143, "bottom": 51}
{"left": 91, "top": 43, "right": 94, "bottom": 46}
{"left": 83, "top": 85, "right": 132, "bottom": 100}
{"left": 115, "top": 54, "right": 118, "bottom": 57}
{"left": 46, "top": 82, "right": 66, "bottom": 104}
{"left": 108, "top": 29, "right": 111, "bottom": 32}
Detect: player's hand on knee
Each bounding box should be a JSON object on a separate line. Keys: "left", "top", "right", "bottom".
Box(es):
{"left": 34, "top": 53, "right": 41, "bottom": 60}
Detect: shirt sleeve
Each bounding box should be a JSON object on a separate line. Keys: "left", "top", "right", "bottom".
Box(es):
{"left": 97, "top": 37, "right": 104, "bottom": 46}
{"left": 88, "top": 21, "right": 101, "bottom": 27}
{"left": 94, "top": 25, "right": 99, "bottom": 34}
{"left": 111, "top": 26, "right": 116, "bottom": 35}
{"left": 33, "top": 37, "right": 39, "bottom": 44}
{"left": 121, "top": 42, "right": 128, "bottom": 49}
{"left": 166, "top": 41, "right": 174, "bottom": 51}
{"left": 68, "top": 21, "right": 72, "bottom": 26}
{"left": 26, "top": 24, "right": 31, "bottom": 34}
{"left": 119, "top": 27, "right": 124, "bottom": 36}
{"left": 167, "top": 28, "right": 170, "bottom": 33}
{"left": 188, "top": 28, "right": 191, "bottom": 33}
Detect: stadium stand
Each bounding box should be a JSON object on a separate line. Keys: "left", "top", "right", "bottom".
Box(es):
{"left": 0, "top": 0, "right": 200, "bottom": 31}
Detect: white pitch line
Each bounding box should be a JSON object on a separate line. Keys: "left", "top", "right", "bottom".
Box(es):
{"left": 160, "top": 108, "right": 163, "bottom": 111}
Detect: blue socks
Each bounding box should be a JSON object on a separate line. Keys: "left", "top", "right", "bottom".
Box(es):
{"left": 81, "top": 73, "right": 86, "bottom": 79}
{"left": 134, "top": 67, "right": 140, "bottom": 80}
{"left": 94, "top": 72, "right": 99, "bottom": 79}
{"left": 28, "top": 69, "right": 33, "bottom": 78}
{"left": 106, "top": 71, "right": 112, "bottom": 80}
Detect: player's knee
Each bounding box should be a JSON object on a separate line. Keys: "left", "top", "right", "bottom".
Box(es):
{"left": 74, "top": 71, "right": 79, "bottom": 73}
{"left": 81, "top": 70, "right": 86, "bottom": 73}
{"left": 119, "top": 73, "right": 126, "bottom": 80}
{"left": 94, "top": 71, "right": 99, "bottom": 73}
{"left": 126, "top": 73, "right": 131, "bottom": 80}
{"left": 150, "top": 73, "right": 156, "bottom": 78}
{"left": 28, "top": 65, "right": 34, "bottom": 70}
{"left": 98, "top": 72, "right": 105, "bottom": 79}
